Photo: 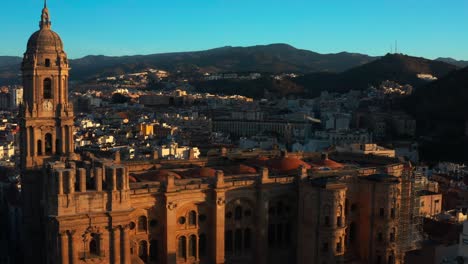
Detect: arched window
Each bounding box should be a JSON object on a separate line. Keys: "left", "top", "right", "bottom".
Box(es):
{"left": 277, "top": 224, "right": 283, "bottom": 246}
{"left": 225, "top": 230, "right": 233, "bottom": 253}
{"left": 244, "top": 228, "right": 251, "bottom": 250}
{"left": 150, "top": 240, "right": 158, "bottom": 262}
{"left": 45, "top": 59, "right": 51, "bottom": 67}
{"left": 138, "top": 216, "right": 147, "bottom": 232}
{"left": 285, "top": 221, "right": 291, "bottom": 244}
{"left": 189, "top": 211, "right": 197, "bottom": 226}
{"left": 45, "top": 133, "right": 52, "bottom": 155}
{"left": 390, "top": 228, "right": 396, "bottom": 242}
{"left": 349, "top": 222, "right": 356, "bottom": 242}
{"left": 138, "top": 240, "right": 148, "bottom": 262}
{"left": 189, "top": 235, "right": 197, "bottom": 257}
{"left": 277, "top": 201, "right": 283, "bottom": 216}
{"left": 89, "top": 237, "right": 98, "bottom": 256}
{"left": 388, "top": 253, "right": 395, "bottom": 264}
{"left": 234, "top": 229, "right": 242, "bottom": 252}
{"left": 178, "top": 236, "right": 186, "bottom": 260}
{"left": 268, "top": 224, "right": 276, "bottom": 248}
{"left": 43, "top": 78, "right": 52, "bottom": 99}
{"left": 37, "top": 140, "right": 42, "bottom": 155}
{"left": 199, "top": 234, "right": 206, "bottom": 258}
{"left": 235, "top": 206, "right": 242, "bottom": 220}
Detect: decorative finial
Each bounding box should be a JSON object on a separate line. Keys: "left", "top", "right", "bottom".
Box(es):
{"left": 40, "top": 0, "right": 51, "bottom": 29}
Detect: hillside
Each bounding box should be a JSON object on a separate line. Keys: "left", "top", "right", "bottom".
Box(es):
{"left": 0, "top": 56, "right": 22, "bottom": 67}
{"left": 293, "top": 53, "right": 459, "bottom": 97}
{"left": 436, "top": 57, "right": 468, "bottom": 68}
{"left": 406, "top": 66, "right": 468, "bottom": 121}
{"left": 0, "top": 44, "right": 376, "bottom": 85}
{"left": 402, "top": 66, "right": 468, "bottom": 162}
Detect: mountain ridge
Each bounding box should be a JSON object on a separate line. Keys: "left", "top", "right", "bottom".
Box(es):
{"left": 0, "top": 44, "right": 377, "bottom": 84}
{"left": 291, "top": 53, "right": 459, "bottom": 97}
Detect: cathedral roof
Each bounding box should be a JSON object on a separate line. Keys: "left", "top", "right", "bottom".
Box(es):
{"left": 132, "top": 170, "right": 182, "bottom": 182}
{"left": 26, "top": 2, "right": 64, "bottom": 53}
{"left": 266, "top": 156, "right": 312, "bottom": 173}
{"left": 27, "top": 30, "right": 64, "bottom": 53}
{"left": 311, "top": 156, "right": 344, "bottom": 170}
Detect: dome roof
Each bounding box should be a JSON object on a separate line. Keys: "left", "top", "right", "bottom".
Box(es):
{"left": 25, "top": 4, "right": 64, "bottom": 53}
{"left": 232, "top": 164, "right": 257, "bottom": 174}
{"left": 198, "top": 167, "right": 217, "bottom": 178}
{"left": 27, "top": 29, "right": 64, "bottom": 52}
{"left": 247, "top": 156, "right": 270, "bottom": 167}
{"left": 267, "top": 157, "right": 311, "bottom": 173}
{"left": 312, "top": 158, "right": 344, "bottom": 170}
{"left": 132, "top": 170, "right": 182, "bottom": 182}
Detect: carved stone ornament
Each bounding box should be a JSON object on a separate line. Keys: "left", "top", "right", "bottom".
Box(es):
{"left": 217, "top": 197, "right": 225, "bottom": 206}
{"left": 167, "top": 202, "right": 178, "bottom": 211}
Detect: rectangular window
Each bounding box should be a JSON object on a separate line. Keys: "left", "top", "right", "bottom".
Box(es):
{"left": 377, "top": 232, "right": 383, "bottom": 242}
{"left": 379, "top": 208, "right": 385, "bottom": 218}
{"left": 322, "top": 243, "right": 328, "bottom": 252}
{"left": 45, "top": 59, "right": 51, "bottom": 67}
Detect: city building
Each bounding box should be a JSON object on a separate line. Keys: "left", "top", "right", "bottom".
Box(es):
{"left": 336, "top": 143, "right": 396, "bottom": 158}
{"left": 16, "top": 4, "right": 424, "bottom": 264}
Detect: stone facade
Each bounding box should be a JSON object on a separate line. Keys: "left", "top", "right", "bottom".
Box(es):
{"left": 19, "top": 4, "right": 416, "bottom": 264}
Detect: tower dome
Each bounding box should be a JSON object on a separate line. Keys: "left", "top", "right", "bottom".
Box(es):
{"left": 27, "top": 29, "right": 64, "bottom": 53}
{"left": 25, "top": 2, "right": 65, "bottom": 54}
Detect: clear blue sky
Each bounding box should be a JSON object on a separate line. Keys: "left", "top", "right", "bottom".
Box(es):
{"left": 1, "top": 0, "right": 467, "bottom": 59}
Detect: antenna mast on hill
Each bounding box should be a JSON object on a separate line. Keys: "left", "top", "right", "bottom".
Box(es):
{"left": 395, "top": 40, "right": 398, "bottom": 54}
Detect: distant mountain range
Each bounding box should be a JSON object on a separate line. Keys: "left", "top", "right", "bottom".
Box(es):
{"left": 0, "top": 44, "right": 377, "bottom": 84}
{"left": 0, "top": 44, "right": 464, "bottom": 100}
{"left": 435, "top": 57, "right": 468, "bottom": 68}
{"left": 291, "top": 53, "right": 459, "bottom": 97}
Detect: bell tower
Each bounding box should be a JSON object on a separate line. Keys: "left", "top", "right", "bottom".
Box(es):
{"left": 20, "top": 0, "right": 75, "bottom": 170}
{"left": 20, "top": 3, "right": 77, "bottom": 263}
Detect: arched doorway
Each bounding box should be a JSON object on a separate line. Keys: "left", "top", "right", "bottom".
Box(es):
{"left": 149, "top": 240, "right": 158, "bottom": 262}
{"left": 138, "top": 240, "right": 148, "bottom": 262}
{"left": 45, "top": 133, "right": 52, "bottom": 155}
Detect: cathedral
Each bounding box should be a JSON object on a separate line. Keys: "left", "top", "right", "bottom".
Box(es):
{"left": 20, "top": 3, "right": 419, "bottom": 264}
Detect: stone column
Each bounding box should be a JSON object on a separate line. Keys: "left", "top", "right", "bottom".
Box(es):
{"left": 41, "top": 134, "right": 46, "bottom": 155}
{"left": 61, "top": 127, "right": 66, "bottom": 154}
{"left": 94, "top": 167, "right": 103, "bottom": 191}
{"left": 255, "top": 190, "right": 269, "bottom": 264}
{"left": 78, "top": 168, "right": 86, "bottom": 192}
{"left": 68, "top": 230, "right": 78, "bottom": 264}
{"left": 57, "top": 171, "right": 64, "bottom": 195}
{"left": 111, "top": 168, "right": 117, "bottom": 191}
{"left": 112, "top": 227, "right": 121, "bottom": 264}
{"left": 59, "top": 232, "right": 69, "bottom": 264}
{"left": 211, "top": 189, "right": 226, "bottom": 264}
{"left": 165, "top": 198, "right": 177, "bottom": 263}
{"left": 121, "top": 226, "right": 131, "bottom": 264}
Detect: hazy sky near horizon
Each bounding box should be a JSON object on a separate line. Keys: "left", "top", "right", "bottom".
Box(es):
{"left": 1, "top": 0, "right": 467, "bottom": 59}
